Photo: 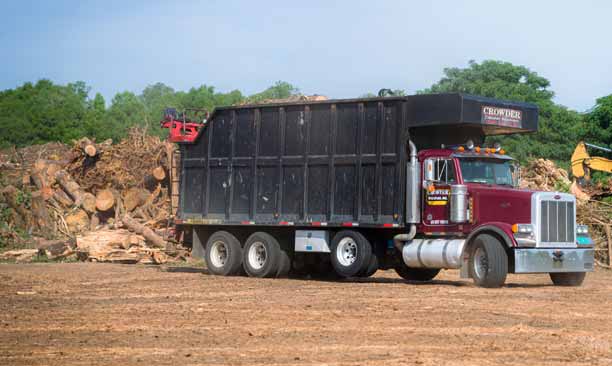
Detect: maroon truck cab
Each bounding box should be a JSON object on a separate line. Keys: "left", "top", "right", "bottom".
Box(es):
{"left": 397, "top": 144, "right": 594, "bottom": 287}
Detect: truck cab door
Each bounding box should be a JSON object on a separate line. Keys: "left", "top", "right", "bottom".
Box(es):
{"left": 422, "top": 158, "right": 457, "bottom": 228}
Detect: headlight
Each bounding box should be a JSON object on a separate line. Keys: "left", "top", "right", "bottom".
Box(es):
{"left": 577, "top": 225, "right": 589, "bottom": 235}
{"left": 512, "top": 224, "right": 533, "bottom": 234}
{"left": 512, "top": 223, "right": 536, "bottom": 247}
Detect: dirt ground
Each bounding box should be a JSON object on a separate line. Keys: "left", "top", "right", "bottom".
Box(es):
{"left": 1, "top": 263, "right": 612, "bottom": 366}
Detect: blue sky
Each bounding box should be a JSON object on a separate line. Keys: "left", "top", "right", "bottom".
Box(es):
{"left": 1, "top": 0, "right": 610, "bottom": 111}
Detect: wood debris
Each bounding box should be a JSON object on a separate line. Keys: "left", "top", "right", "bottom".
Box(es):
{"left": 0, "top": 127, "right": 184, "bottom": 264}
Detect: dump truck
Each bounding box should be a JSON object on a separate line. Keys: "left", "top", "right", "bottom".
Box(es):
{"left": 174, "top": 93, "right": 594, "bottom": 287}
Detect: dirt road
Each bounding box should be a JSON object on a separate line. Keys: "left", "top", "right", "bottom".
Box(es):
{"left": 1, "top": 263, "right": 612, "bottom": 366}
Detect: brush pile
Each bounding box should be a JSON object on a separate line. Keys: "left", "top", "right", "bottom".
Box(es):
{"left": 0, "top": 128, "right": 187, "bottom": 264}
{"left": 521, "top": 158, "right": 612, "bottom": 267}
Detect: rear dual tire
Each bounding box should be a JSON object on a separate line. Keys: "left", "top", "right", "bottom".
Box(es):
{"left": 242, "top": 232, "right": 291, "bottom": 278}
{"left": 330, "top": 230, "right": 372, "bottom": 278}
{"left": 204, "top": 231, "right": 243, "bottom": 276}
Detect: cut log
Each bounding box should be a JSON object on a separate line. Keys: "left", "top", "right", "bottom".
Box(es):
{"left": 76, "top": 229, "right": 146, "bottom": 263}
{"left": 152, "top": 166, "right": 166, "bottom": 181}
{"left": 36, "top": 239, "right": 75, "bottom": 260}
{"left": 84, "top": 145, "right": 97, "bottom": 157}
{"left": 95, "top": 189, "right": 115, "bottom": 211}
{"left": 53, "top": 189, "right": 74, "bottom": 207}
{"left": 81, "top": 192, "right": 97, "bottom": 214}
{"left": 30, "top": 169, "right": 48, "bottom": 190}
{"left": 0, "top": 249, "right": 39, "bottom": 262}
{"left": 77, "top": 137, "right": 97, "bottom": 157}
{"left": 122, "top": 214, "right": 166, "bottom": 248}
{"left": 55, "top": 170, "right": 84, "bottom": 205}
{"left": 65, "top": 209, "right": 89, "bottom": 233}
{"left": 31, "top": 190, "right": 52, "bottom": 231}
{"left": 123, "top": 188, "right": 149, "bottom": 212}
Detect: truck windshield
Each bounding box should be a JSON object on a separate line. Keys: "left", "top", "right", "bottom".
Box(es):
{"left": 458, "top": 158, "right": 517, "bottom": 186}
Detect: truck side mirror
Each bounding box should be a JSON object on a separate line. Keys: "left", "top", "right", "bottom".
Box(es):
{"left": 424, "top": 159, "right": 435, "bottom": 182}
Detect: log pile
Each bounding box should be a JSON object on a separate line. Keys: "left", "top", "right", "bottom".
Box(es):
{"left": 0, "top": 127, "right": 185, "bottom": 264}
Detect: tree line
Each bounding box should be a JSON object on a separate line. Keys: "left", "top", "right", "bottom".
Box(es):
{"left": 0, "top": 60, "right": 610, "bottom": 167}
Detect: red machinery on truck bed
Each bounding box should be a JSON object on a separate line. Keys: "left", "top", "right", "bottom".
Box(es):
{"left": 168, "top": 93, "right": 594, "bottom": 287}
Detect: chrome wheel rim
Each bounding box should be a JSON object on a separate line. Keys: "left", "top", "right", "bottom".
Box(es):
{"left": 248, "top": 241, "right": 267, "bottom": 270}
{"left": 336, "top": 237, "right": 358, "bottom": 266}
{"left": 209, "top": 240, "right": 228, "bottom": 268}
{"left": 473, "top": 247, "right": 488, "bottom": 279}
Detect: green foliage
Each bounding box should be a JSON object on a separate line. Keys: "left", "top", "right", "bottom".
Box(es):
{"left": 584, "top": 94, "right": 612, "bottom": 148}
{"left": 0, "top": 80, "right": 92, "bottom": 148}
{"left": 246, "top": 81, "right": 298, "bottom": 103}
{"left": 420, "top": 60, "right": 589, "bottom": 164}
{"left": 0, "top": 80, "right": 295, "bottom": 148}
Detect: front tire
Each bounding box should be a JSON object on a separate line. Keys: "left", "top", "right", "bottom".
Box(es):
{"left": 330, "top": 230, "right": 372, "bottom": 278}
{"left": 204, "top": 231, "right": 243, "bottom": 276}
{"left": 550, "top": 272, "right": 586, "bottom": 286}
{"left": 243, "top": 232, "right": 282, "bottom": 278}
{"left": 469, "top": 234, "right": 508, "bottom": 288}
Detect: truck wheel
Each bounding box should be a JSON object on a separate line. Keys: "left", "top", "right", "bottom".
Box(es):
{"left": 243, "top": 232, "right": 281, "bottom": 278}
{"left": 330, "top": 230, "right": 372, "bottom": 278}
{"left": 550, "top": 272, "right": 586, "bottom": 286}
{"left": 469, "top": 234, "right": 508, "bottom": 288}
{"left": 205, "top": 231, "right": 243, "bottom": 276}
{"left": 394, "top": 265, "right": 440, "bottom": 281}
{"left": 360, "top": 254, "right": 379, "bottom": 278}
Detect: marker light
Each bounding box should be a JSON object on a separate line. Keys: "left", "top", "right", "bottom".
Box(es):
{"left": 499, "top": 149, "right": 506, "bottom": 155}
{"left": 466, "top": 140, "right": 475, "bottom": 150}
{"left": 474, "top": 146, "right": 481, "bottom": 153}
{"left": 457, "top": 146, "right": 465, "bottom": 152}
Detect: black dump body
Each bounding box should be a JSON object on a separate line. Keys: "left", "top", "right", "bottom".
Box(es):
{"left": 178, "top": 93, "right": 537, "bottom": 226}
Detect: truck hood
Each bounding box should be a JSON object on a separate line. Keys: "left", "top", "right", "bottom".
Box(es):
{"left": 467, "top": 183, "right": 533, "bottom": 225}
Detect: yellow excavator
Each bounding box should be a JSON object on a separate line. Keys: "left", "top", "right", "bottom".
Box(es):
{"left": 571, "top": 141, "right": 612, "bottom": 185}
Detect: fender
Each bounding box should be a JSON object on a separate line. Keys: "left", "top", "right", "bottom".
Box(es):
{"left": 465, "top": 222, "right": 517, "bottom": 249}
{"left": 459, "top": 222, "right": 517, "bottom": 278}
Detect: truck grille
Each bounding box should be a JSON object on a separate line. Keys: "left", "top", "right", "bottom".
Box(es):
{"left": 540, "top": 200, "right": 574, "bottom": 244}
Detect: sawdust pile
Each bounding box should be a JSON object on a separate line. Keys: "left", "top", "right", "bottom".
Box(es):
{"left": 0, "top": 128, "right": 187, "bottom": 264}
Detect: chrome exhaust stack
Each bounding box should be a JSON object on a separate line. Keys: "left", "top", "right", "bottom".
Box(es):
{"left": 394, "top": 140, "right": 420, "bottom": 250}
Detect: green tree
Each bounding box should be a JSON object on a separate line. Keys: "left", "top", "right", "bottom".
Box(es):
{"left": 0, "top": 79, "right": 92, "bottom": 147}
{"left": 105, "top": 91, "right": 147, "bottom": 140}
{"left": 420, "top": 60, "right": 584, "bottom": 164}
{"left": 246, "top": 81, "right": 299, "bottom": 103}
{"left": 585, "top": 94, "right": 612, "bottom": 148}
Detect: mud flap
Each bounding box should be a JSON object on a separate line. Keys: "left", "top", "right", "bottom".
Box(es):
{"left": 192, "top": 227, "right": 205, "bottom": 259}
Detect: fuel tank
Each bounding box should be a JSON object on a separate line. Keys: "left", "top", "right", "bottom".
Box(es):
{"left": 402, "top": 238, "right": 466, "bottom": 269}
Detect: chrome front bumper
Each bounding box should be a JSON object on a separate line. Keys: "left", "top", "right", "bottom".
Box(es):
{"left": 514, "top": 248, "right": 594, "bottom": 273}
